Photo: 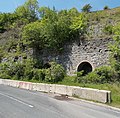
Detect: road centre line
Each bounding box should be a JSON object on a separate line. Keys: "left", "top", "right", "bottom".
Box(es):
{"left": 0, "top": 92, "right": 34, "bottom": 108}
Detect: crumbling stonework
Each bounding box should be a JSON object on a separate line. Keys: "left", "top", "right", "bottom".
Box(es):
{"left": 40, "top": 38, "right": 113, "bottom": 75}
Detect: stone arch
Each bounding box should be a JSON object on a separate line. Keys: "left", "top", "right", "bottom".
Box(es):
{"left": 77, "top": 61, "right": 93, "bottom": 75}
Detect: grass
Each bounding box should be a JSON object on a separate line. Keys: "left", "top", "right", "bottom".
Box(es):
{"left": 58, "top": 76, "right": 120, "bottom": 108}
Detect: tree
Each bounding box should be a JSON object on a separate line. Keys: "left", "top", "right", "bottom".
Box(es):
{"left": 104, "top": 6, "right": 109, "bottom": 10}
{"left": 22, "top": 21, "right": 44, "bottom": 49}
{"left": 15, "top": 0, "right": 39, "bottom": 22}
{"left": 39, "top": 7, "right": 57, "bottom": 20}
{"left": 68, "top": 8, "right": 79, "bottom": 17}
{"left": 25, "top": 0, "right": 39, "bottom": 20}
{"left": 0, "top": 13, "right": 19, "bottom": 32}
{"left": 70, "top": 14, "right": 86, "bottom": 37}
{"left": 22, "top": 8, "right": 86, "bottom": 51}
{"left": 15, "top": 6, "right": 29, "bottom": 18}
{"left": 39, "top": 7, "right": 49, "bottom": 18}
{"left": 81, "top": 4, "right": 92, "bottom": 13}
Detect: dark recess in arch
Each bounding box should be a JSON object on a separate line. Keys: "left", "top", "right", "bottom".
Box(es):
{"left": 77, "top": 62, "right": 92, "bottom": 75}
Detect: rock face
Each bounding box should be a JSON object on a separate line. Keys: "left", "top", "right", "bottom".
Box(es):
{"left": 40, "top": 38, "right": 113, "bottom": 75}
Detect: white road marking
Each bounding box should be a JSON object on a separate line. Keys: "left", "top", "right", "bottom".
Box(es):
{"left": 0, "top": 92, "right": 34, "bottom": 108}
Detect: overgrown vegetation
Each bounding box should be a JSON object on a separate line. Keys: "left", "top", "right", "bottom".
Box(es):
{"left": 75, "top": 22, "right": 120, "bottom": 85}
{"left": 0, "top": 59, "right": 65, "bottom": 83}
{"left": 0, "top": 0, "right": 86, "bottom": 83}
{"left": 22, "top": 10, "right": 86, "bottom": 51}
{"left": 0, "top": 0, "right": 120, "bottom": 107}
{"left": 103, "top": 6, "right": 110, "bottom": 10}
{"left": 0, "top": 0, "right": 120, "bottom": 84}
{"left": 76, "top": 66, "right": 117, "bottom": 84}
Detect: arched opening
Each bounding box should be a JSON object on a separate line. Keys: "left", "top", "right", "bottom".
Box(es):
{"left": 77, "top": 62, "right": 93, "bottom": 75}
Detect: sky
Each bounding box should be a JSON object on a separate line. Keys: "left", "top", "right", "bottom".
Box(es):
{"left": 0, "top": 0, "right": 120, "bottom": 13}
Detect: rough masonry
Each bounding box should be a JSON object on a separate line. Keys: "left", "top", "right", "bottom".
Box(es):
{"left": 40, "top": 38, "right": 113, "bottom": 75}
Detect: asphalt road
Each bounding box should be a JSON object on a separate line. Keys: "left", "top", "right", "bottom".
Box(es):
{"left": 0, "top": 85, "right": 120, "bottom": 118}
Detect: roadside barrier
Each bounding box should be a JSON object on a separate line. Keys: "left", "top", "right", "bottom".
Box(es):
{"left": 0, "top": 79, "right": 111, "bottom": 103}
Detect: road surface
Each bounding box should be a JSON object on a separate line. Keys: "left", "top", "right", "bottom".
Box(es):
{"left": 0, "top": 84, "right": 120, "bottom": 118}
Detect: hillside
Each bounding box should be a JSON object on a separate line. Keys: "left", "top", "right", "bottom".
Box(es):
{"left": 0, "top": 1, "right": 120, "bottom": 81}
{"left": 86, "top": 7, "right": 120, "bottom": 39}
{"left": 0, "top": 6, "right": 120, "bottom": 65}
{"left": 0, "top": 7, "right": 120, "bottom": 51}
{"left": 0, "top": 3, "right": 120, "bottom": 108}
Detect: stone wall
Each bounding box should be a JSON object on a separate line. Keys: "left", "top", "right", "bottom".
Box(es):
{"left": 40, "top": 38, "right": 113, "bottom": 75}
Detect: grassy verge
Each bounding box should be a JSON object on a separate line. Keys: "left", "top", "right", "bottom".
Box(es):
{"left": 58, "top": 76, "right": 120, "bottom": 108}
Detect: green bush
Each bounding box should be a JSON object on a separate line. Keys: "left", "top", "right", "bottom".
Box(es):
{"left": 0, "top": 62, "right": 14, "bottom": 79}
{"left": 44, "top": 62, "right": 65, "bottom": 83}
{"left": 0, "top": 63, "right": 11, "bottom": 79}
{"left": 22, "top": 8, "right": 86, "bottom": 51}
{"left": 23, "top": 59, "right": 34, "bottom": 80}
{"left": 77, "top": 66, "right": 117, "bottom": 84}
{"left": 110, "top": 23, "right": 120, "bottom": 80}
{"left": 77, "top": 70, "right": 84, "bottom": 77}
{"left": 103, "top": 25, "right": 113, "bottom": 35}
{"left": 78, "top": 72, "right": 100, "bottom": 84}
{"left": 95, "top": 66, "right": 117, "bottom": 83}
{"left": 0, "top": 61, "right": 25, "bottom": 80}
{"left": 104, "top": 6, "right": 109, "bottom": 10}
{"left": 32, "top": 69, "right": 45, "bottom": 81}
{"left": 0, "top": 59, "right": 65, "bottom": 83}
{"left": 0, "top": 58, "right": 34, "bottom": 80}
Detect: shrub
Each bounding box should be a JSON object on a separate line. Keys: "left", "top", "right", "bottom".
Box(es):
{"left": 44, "top": 62, "right": 65, "bottom": 83}
{"left": 110, "top": 23, "right": 120, "bottom": 80}
{"left": 103, "top": 25, "right": 113, "bottom": 35}
{"left": 0, "top": 62, "right": 11, "bottom": 79}
{"left": 77, "top": 66, "right": 117, "bottom": 84}
{"left": 104, "top": 6, "right": 109, "bottom": 10}
{"left": 23, "top": 58, "right": 34, "bottom": 80}
{"left": 0, "top": 58, "right": 34, "bottom": 80}
{"left": 13, "top": 62, "right": 25, "bottom": 80}
{"left": 77, "top": 70, "right": 84, "bottom": 77}
{"left": 95, "top": 66, "right": 117, "bottom": 83}
{"left": 78, "top": 72, "right": 100, "bottom": 84}
{"left": 0, "top": 61, "right": 24, "bottom": 79}
{"left": 32, "top": 69, "right": 45, "bottom": 81}
{"left": 0, "top": 59, "right": 65, "bottom": 83}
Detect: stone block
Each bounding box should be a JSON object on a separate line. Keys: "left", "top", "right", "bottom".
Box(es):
{"left": 66, "top": 86, "right": 74, "bottom": 96}
{"left": 72, "top": 87, "right": 110, "bottom": 103}
{"left": 55, "top": 85, "right": 67, "bottom": 95}
{"left": 33, "top": 83, "right": 50, "bottom": 93}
